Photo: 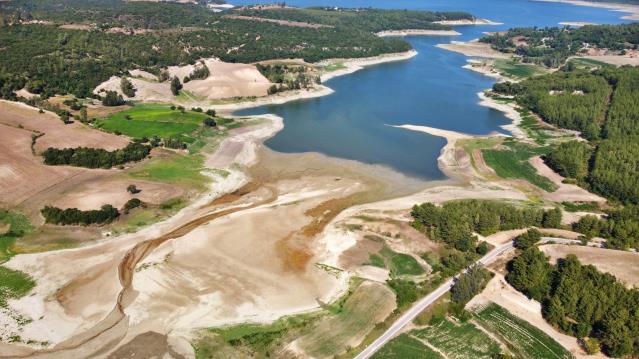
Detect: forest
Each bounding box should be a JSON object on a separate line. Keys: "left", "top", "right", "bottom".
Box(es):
{"left": 0, "top": 1, "right": 468, "bottom": 98}
{"left": 234, "top": 7, "right": 473, "bottom": 32}
{"left": 41, "top": 143, "right": 151, "bottom": 168}
{"left": 493, "top": 66, "right": 639, "bottom": 209}
{"left": 481, "top": 23, "right": 639, "bottom": 67}
{"left": 507, "top": 249, "right": 639, "bottom": 357}
{"left": 41, "top": 204, "right": 120, "bottom": 225}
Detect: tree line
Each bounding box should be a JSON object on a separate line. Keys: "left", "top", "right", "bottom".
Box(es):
{"left": 41, "top": 142, "right": 151, "bottom": 168}
{"left": 41, "top": 204, "right": 120, "bottom": 225}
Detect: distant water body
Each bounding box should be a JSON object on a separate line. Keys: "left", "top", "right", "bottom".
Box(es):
{"left": 234, "top": 0, "right": 631, "bottom": 180}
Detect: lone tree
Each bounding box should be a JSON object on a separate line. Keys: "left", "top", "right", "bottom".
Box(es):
{"left": 170, "top": 76, "right": 182, "bottom": 96}
{"left": 127, "top": 184, "right": 141, "bottom": 194}
{"left": 203, "top": 118, "right": 217, "bottom": 127}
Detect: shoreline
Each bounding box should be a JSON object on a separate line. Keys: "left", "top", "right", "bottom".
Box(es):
{"left": 214, "top": 50, "right": 418, "bottom": 113}
{"left": 433, "top": 18, "right": 503, "bottom": 25}
{"left": 376, "top": 29, "right": 461, "bottom": 37}
{"left": 477, "top": 91, "right": 528, "bottom": 140}
{"left": 534, "top": 0, "right": 639, "bottom": 20}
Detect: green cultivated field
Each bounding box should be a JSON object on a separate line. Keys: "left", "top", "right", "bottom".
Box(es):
{"left": 474, "top": 304, "right": 573, "bottom": 359}
{"left": 483, "top": 140, "right": 556, "bottom": 192}
{"left": 97, "top": 104, "right": 208, "bottom": 139}
{"left": 373, "top": 333, "right": 442, "bottom": 359}
{"left": 412, "top": 318, "right": 501, "bottom": 359}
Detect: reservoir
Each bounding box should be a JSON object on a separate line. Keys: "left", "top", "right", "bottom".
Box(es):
{"left": 234, "top": 0, "right": 630, "bottom": 179}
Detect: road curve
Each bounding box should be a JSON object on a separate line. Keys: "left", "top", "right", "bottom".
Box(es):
{"left": 354, "top": 236, "right": 592, "bottom": 359}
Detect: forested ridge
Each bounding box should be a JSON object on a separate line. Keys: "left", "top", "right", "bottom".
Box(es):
{"left": 507, "top": 249, "right": 639, "bottom": 357}
{"left": 481, "top": 23, "right": 639, "bottom": 67}
{"left": 0, "top": 1, "right": 470, "bottom": 98}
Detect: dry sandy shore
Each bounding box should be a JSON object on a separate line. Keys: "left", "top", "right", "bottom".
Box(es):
{"left": 436, "top": 40, "right": 511, "bottom": 59}
{"left": 433, "top": 18, "right": 502, "bottom": 25}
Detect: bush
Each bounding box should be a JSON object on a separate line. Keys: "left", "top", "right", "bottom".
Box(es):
{"left": 514, "top": 228, "right": 542, "bottom": 250}
{"left": 123, "top": 198, "right": 143, "bottom": 214}
{"left": 102, "top": 90, "right": 125, "bottom": 106}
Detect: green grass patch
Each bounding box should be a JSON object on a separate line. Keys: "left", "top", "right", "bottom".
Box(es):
{"left": 379, "top": 246, "right": 424, "bottom": 277}
{"left": 493, "top": 59, "right": 548, "bottom": 79}
{"left": 483, "top": 140, "right": 557, "bottom": 192}
{"left": 459, "top": 137, "right": 502, "bottom": 171}
{"left": 411, "top": 317, "right": 502, "bottom": 359}
{"left": 97, "top": 104, "right": 208, "bottom": 139}
{"left": 518, "top": 109, "right": 554, "bottom": 145}
{"left": 474, "top": 303, "right": 573, "bottom": 359}
{"left": 561, "top": 201, "right": 600, "bottom": 213}
{"left": 322, "top": 62, "right": 347, "bottom": 72}
{"left": 373, "top": 333, "right": 443, "bottom": 359}
{"left": 0, "top": 210, "right": 34, "bottom": 263}
{"left": 568, "top": 57, "right": 613, "bottom": 69}
{"left": 129, "top": 153, "right": 207, "bottom": 189}
{"left": 0, "top": 266, "right": 35, "bottom": 307}
{"left": 368, "top": 253, "right": 386, "bottom": 268}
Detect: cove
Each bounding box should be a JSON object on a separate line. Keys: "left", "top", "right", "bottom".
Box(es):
{"left": 233, "top": 0, "right": 630, "bottom": 180}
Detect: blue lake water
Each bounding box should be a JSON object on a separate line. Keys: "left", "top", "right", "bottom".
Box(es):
{"left": 234, "top": 0, "right": 631, "bottom": 180}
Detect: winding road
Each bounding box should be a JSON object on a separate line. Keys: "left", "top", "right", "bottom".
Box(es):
{"left": 354, "top": 237, "right": 588, "bottom": 359}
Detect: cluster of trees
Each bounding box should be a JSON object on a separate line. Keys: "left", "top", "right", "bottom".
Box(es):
{"left": 494, "top": 66, "right": 639, "bottom": 208}
{"left": 0, "top": 4, "right": 444, "bottom": 98}
{"left": 123, "top": 198, "right": 143, "bottom": 214}
{"left": 450, "top": 264, "right": 492, "bottom": 305}
{"left": 41, "top": 204, "right": 119, "bottom": 225}
{"left": 411, "top": 200, "right": 561, "bottom": 253}
{"left": 481, "top": 23, "right": 639, "bottom": 67}
{"left": 513, "top": 228, "right": 542, "bottom": 250}
{"left": 41, "top": 142, "right": 151, "bottom": 168}
{"left": 257, "top": 63, "right": 320, "bottom": 94}
{"left": 493, "top": 70, "right": 610, "bottom": 140}
{"left": 507, "top": 249, "right": 639, "bottom": 357}
{"left": 120, "top": 77, "right": 136, "bottom": 97}
{"left": 573, "top": 205, "right": 639, "bottom": 249}
{"left": 183, "top": 61, "right": 210, "bottom": 82}
{"left": 102, "top": 90, "right": 126, "bottom": 106}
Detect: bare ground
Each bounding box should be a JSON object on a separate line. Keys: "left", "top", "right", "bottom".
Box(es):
{"left": 540, "top": 244, "right": 639, "bottom": 288}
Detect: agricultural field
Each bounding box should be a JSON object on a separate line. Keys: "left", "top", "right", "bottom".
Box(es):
{"left": 482, "top": 139, "right": 557, "bottom": 192}
{"left": 372, "top": 334, "right": 442, "bottom": 359}
{"left": 96, "top": 104, "right": 209, "bottom": 140}
{"left": 473, "top": 304, "right": 573, "bottom": 359}
{"left": 369, "top": 246, "right": 425, "bottom": 277}
{"left": 411, "top": 317, "right": 501, "bottom": 359}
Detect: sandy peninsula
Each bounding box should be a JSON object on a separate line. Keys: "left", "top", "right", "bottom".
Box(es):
{"left": 436, "top": 40, "right": 511, "bottom": 59}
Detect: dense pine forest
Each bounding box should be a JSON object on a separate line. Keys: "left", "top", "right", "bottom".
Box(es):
{"left": 507, "top": 249, "right": 639, "bottom": 357}
{"left": 0, "top": 0, "right": 471, "bottom": 98}
{"left": 493, "top": 66, "right": 639, "bottom": 249}
{"left": 481, "top": 23, "right": 639, "bottom": 67}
